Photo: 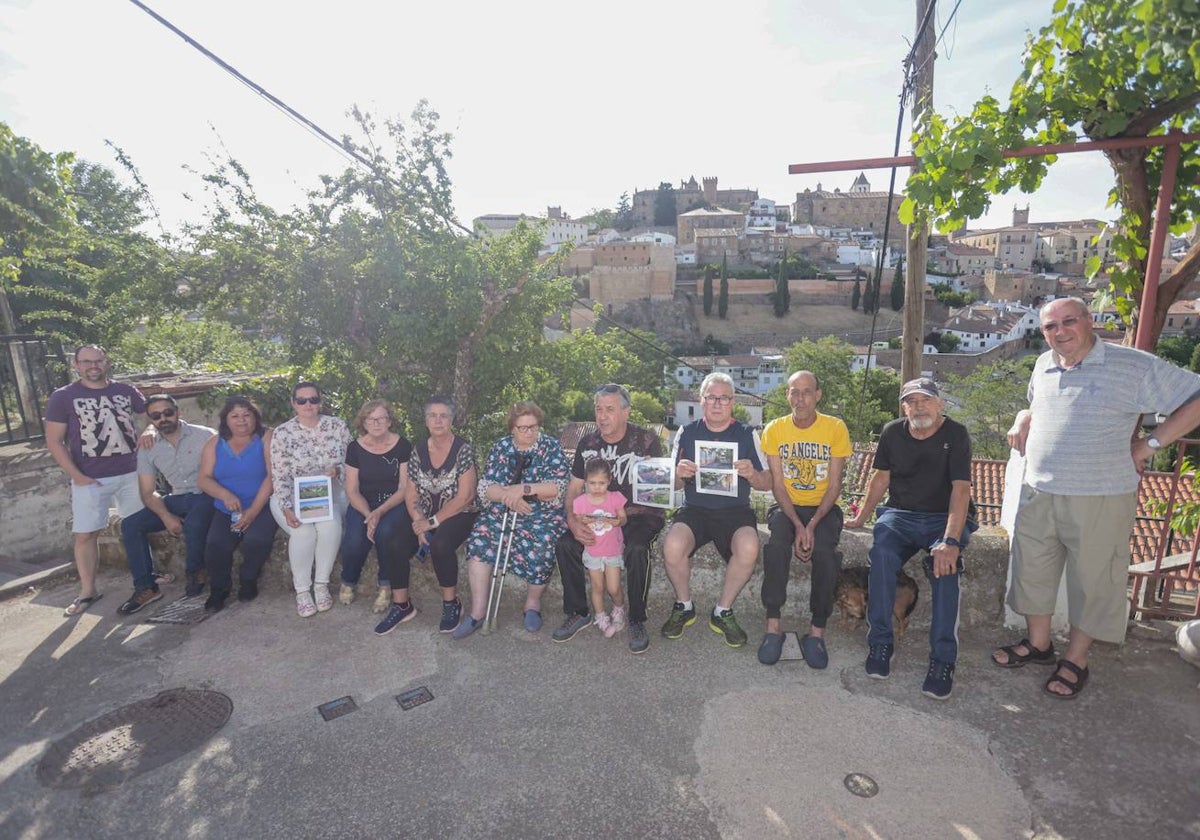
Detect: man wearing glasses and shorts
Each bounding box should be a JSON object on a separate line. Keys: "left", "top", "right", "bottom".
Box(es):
{"left": 45, "top": 345, "right": 147, "bottom": 617}
{"left": 661, "top": 372, "right": 771, "bottom": 648}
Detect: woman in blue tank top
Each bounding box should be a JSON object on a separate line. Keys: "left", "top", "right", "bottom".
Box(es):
{"left": 197, "top": 396, "right": 278, "bottom": 612}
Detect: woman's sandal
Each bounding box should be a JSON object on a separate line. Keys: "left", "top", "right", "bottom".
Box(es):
{"left": 991, "top": 638, "right": 1056, "bottom": 668}
{"left": 1044, "top": 659, "right": 1089, "bottom": 699}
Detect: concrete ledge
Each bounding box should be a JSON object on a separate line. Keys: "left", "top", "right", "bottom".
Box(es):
{"left": 85, "top": 517, "right": 1011, "bottom": 629}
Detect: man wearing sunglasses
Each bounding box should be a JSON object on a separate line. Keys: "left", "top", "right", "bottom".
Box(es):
{"left": 45, "top": 345, "right": 147, "bottom": 617}
{"left": 118, "top": 394, "right": 216, "bottom": 613}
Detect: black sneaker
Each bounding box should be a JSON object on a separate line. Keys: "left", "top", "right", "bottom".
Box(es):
{"left": 118, "top": 588, "right": 162, "bottom": 615}
{"left": 204, "top": 589, "right": 230, "bottom": 613}
{"left": 374, "top": 601, "right": 416, "bottom": 636}
{"left": 627, "top": 621, "right": 650, "bottom": 654}
{"left": 185, "top": 569, "right": 208, "bottom": 597}
{"left": 708, "top": 608, "right": 748, "bottom": 648}
{"left": 237, "top": 579, "right": 259, "bottom": 602}
{"left": 439, "top": 598, "right": 462, "bottom": 633}
{"left": 922, "top": 659, "right": 955, "bottom": 700}
{"left": 865, "top": 643, "right": 894, "bottom": 679}
{"left": 661, "top": 602, "right": 697, "bottom": 639}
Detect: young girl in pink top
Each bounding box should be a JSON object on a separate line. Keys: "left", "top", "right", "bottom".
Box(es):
{"left": 572, "top": 458, "right": 628, "bottom": 637}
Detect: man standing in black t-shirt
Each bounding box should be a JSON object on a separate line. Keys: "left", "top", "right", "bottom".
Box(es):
{"left": 846, "top": 378, "right": 975, "bottom": 700}
{"left": 552, "top": 384, "right": 664, "bottom": 653}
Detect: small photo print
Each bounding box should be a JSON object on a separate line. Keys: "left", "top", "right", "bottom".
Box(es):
{"left": 295, "top": 475, "right": 334, "bottom": 523}
{"left": 696, "top": 442, "right": 735, "bottom": 470}
{"left": 633, "top": 457, "right": 675, "bottom": 509}
{"left": 695, "top": 441, "right": 738, "bottom": 497}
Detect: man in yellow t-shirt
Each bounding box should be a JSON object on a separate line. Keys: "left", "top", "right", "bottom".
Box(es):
{"left": 758, "top": 370, "right": 852, "bottom": 669}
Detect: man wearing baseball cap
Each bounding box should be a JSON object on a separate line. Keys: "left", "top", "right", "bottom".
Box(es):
{"left": 845, "top": 376, "right": 976, "bottom": 700}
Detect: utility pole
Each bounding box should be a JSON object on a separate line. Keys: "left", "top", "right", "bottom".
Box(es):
{"left": 902, "top": 0, "right": 935, "bottom": 383}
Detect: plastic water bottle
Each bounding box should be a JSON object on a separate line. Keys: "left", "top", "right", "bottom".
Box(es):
{"left": 230, "top": 510, "right": 243, "bottom": 532}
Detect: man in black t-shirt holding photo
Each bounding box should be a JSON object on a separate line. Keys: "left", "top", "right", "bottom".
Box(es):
{"left": 552, "top": 384, "right": 664, "bottom": 653}
{"left": 846, "top": 378, "right": 976, "bottom": 701}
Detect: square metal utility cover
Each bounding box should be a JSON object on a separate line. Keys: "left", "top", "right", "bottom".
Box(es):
{"left": 145, "top": 595, "right": 211, "bottom": 625}
{"left": 317, "top": 696, "right": 358, "bottom": 722}
{"left": 396, "top": 686, "right": 434, "bottom": 710}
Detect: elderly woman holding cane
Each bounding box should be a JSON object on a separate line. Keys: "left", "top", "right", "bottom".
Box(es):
{"left": 268, "top": 381, "right": 351, "bottom": 617}
{"left": 452, "top": 401, "right": 569, "bottom": 639}
{"left": 374, "top": 395, "right": 479, "bottom": 635}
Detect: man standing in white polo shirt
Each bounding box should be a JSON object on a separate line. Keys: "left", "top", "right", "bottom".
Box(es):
{"left": 45, "top": 345, "right": 146, "bottom": 617}
{"left": 996, "top": 297, "right": 1200, "bottom": 698}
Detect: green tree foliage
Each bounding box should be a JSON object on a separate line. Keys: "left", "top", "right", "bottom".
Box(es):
{"left": 773, "top": 250, "right": 790, "bottom": 317}
{"left": 112, "top": 315, "right": 283, "bottom": 374}
{"left": 931, "top": 283, "right": 974, "bottom": 308}
{"left": 653, "top": 181, "right": 676, "bottom": 227}
{"left": 629, "top": 391, "right": 665, "bottom": 426}
{"left": 1189, "top": 341, "right": 1200, "bottom": 374}
{"left": 614, "top": 192, "right": 633, "bottom": 231}
{"left": 902, "top": 0, "right": 1200, "bottom": 345}
{"left": 890, "top": 257, "right": 905, "bottom": 311}
{"left": 862, "top": 284, "right": 875, "bottom": 314}
{"left": 1156, "top": 334, "right": 1198, "bottom": 368}
{"left": 718, "top": 255, "right": 729, "bottom": 319}
{"left": 945, "top": 358, "right": 1037, "bottom": 459}
{"left": 764, "top": 337, "right": 899, "bottom": 443}
{"left": 851, "top": 279, "right": 861, "bottom": 311}
{"left": 702, "top": 264, "right": 714, "bottom": 316}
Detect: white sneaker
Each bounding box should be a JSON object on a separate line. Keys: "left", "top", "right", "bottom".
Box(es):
{"left": 314, "top": 584, "right": 333, "bottom": 612}
{"left": 595, "top": 611, "right": 612, "bottom": 636}
{"left": 338, "top": 584, "right": 356, "bottom": 605}
{"left": 372, "top": 586, "right": 392, "bottom": 613}
{"left": 296, "top": 591, "right": 317, "bottom": 617}
{"left": 609, "top": 605, "right": 626, "bottom": 637}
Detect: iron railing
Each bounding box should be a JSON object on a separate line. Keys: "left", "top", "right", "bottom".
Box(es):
{"left": 0, "top": 335, "right": 67, "bottom": 445}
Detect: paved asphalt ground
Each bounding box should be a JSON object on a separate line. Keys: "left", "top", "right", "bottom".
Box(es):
{"left": 0, "top": 567, "right": 1198, "bottom": 840}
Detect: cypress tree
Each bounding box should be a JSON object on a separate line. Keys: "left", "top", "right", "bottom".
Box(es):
{"left": 718, "top": 254, "right": 729, "bottom": 319}
{"left": 774, "top": 250, "right": 790, "bottom": 317}
{"left": 890, "top": 256, "right": 905, "bottom": 311}
{"left": 702, "top": 265, "right": 714, "bottom": 316}
{"left": 851, "top": 279, "right": 861, "bottom": 311}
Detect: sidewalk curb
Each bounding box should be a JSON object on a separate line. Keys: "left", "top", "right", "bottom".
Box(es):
{"left": 0, "top": 562, "right": 75, "bottom": 603}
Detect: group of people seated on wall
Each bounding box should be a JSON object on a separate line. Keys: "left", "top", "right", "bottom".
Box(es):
{"left": 48, "top": 302, "right": 1200, "bottom": 700}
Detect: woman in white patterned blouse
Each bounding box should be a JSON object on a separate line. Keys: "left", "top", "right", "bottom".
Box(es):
{"left": 267, "top": 382, "right": 351, "bottom": 617}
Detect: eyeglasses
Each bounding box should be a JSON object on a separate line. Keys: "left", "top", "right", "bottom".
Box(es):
{"left": 147, "top": 408, "right": 177, "bottom": 421}
{"left": 293, "top": 396, "right": 322, "bottom": 406}
{"left": 365, "top": 416, "right": 390, "bottom": 424}
{"left": 425, "top": 412, "right": 451, "bottom": 421}
{"left": 1041, "top": 316, "right": 1082, "bottom": 333}
{"left": 77, "top": 358, "right": 106, "bottom": 367}
{"left": 703, "top": 395, "right": 734, "bottom": 405}
{"left": 514, "top": 424, "right": 540, "bottom": 433}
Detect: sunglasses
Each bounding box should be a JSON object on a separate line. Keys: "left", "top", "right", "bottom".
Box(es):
{"left": 148, "top": 408, "right": 177, "bottom": 420}
{"left": 293, "top": 396, "right": 322, "bottom": 406}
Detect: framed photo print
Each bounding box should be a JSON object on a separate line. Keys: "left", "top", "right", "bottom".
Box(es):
{"left": 295, "top": 475, "right": 334, "bottom": 523}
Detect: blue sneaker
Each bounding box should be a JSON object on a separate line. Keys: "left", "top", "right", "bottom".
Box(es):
{"left": 451, "top": 615, "right": 482, "bottom": 640}
{"left": 439, "top": 598, "right": 462, "bottom": 633}
{"left": 551, "top": 613, "right": 592, "bottom": 642}
{"left": 922, "top": 659, "right": 955, "bottom": 700}
{"left": 524, "top": 609, "right": 543, "bottom": 632}
{"left": 374, "top": 602, "right": 416, "bottom": 636}
{"left": 865, "top": 643, "right": 894, "bottom": 679}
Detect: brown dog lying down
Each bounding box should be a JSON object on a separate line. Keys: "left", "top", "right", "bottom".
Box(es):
{"left": 834, "top": 566, "right": 919, "bottom": 638}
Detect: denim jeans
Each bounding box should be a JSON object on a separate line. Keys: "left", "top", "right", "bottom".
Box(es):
{"left": 866, "top": 506, "right": 972, "bottom": 664}
{"left": 205, "top": 509, "right": 278, "bottom": 593}
{"left": 120, "top": 492, "right": 215, "bottom": 590}
{"left": 339, "top": 505, "right": 417, "bottom": 587}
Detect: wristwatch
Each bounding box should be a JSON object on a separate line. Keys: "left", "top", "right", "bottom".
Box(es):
{"left": 939, "top": 536, "right": 963, "bottom": 549}
{"left": 523, "top": 483, "right": 532, "bottom": 496}
{"left": 1147, "top": 436, "right": 1162, "bottom": 450}
{"left": 428, "top": 514, "right": 439, "bottom": 529}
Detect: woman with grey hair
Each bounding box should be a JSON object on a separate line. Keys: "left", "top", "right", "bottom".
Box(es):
{"left": 374, "top": 396, "right": 479, "bottom": 635}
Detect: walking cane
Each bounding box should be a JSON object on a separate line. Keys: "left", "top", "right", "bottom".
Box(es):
{"left": 482, "top": 509, "right": 518, "bottom": 635}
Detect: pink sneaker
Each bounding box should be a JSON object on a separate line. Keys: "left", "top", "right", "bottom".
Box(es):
{"left": 296, "top": 591, "right": 317, "bottom": 617}
{"left": 608, "top": 605, "right": 626, "bottom": 637}
{"left": 314, "top": 584, "right": 333, "bottom": 612}
{"left": 595, "top": 611, "right": 612, "bottom": 636}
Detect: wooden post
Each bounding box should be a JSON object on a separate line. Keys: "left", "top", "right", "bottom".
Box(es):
{"left": 903, "top": 0, "right": 935, "bottom": 383}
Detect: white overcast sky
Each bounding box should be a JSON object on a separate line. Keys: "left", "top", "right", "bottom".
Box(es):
{"left": 0, "top": 0, "right": 1117, "bottom": 234}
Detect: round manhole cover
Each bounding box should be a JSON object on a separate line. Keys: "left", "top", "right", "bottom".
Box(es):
{"left": 36, "top": 688, "right": 232, "bottom": 792}
{"left": 844, "top": 772, "right": 880, "bottom": 798}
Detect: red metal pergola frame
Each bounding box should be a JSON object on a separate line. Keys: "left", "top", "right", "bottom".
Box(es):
{"left": 789, "top": 130, "right": 1198, "bottom": 350}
